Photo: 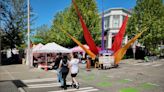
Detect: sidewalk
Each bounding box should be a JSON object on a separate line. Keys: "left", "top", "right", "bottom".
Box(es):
{"left": 0, "top": 64, "right": 57, "bottom": 80}
{"left": 0, "top": 81, "right": 19, "bottom": 92}
{"left": 0, "top": 64, "right": 57, "bottom": 92}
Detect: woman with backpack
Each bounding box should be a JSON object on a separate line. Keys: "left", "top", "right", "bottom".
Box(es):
{"left": 58, "top": 55, "right": 70, "bottom": 90}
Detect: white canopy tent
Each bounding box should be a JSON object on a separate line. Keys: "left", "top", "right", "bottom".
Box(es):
{"left": 36, "top": 42, "right": 72, "bottom": 53}
{"left": 71, "top": 45, "right": 89, "bottom": 52}
{"left": 32, "top": 43, "right": 44, "bottom": 53}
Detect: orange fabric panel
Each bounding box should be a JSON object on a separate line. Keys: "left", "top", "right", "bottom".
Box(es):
{"left": 55, "top": 24, "right": 96, "bottom": 59}
{"left": 114, "top": 28, "right": 147, "bottom": 64}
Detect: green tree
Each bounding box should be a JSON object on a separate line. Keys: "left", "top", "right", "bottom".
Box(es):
{"left": 50, "top": 0, "right": 101, "bottom": 47}
{"left": 127, "top": 0, "right": 164, "bottom": 55}
{"left": 32, "top": 24, "right": 49, "bottom": 44}
{"left": 0, "top": 0, "right": 34, "bottom": 50}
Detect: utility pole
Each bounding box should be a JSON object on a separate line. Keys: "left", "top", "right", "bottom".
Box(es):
{"left": 26, "top": 0, "right": 31, "bottom": 67}
{"left": 0, "top": 5, "right": 2, "bottom": 65}
{"left": 0, "top": 24, "right": 1, "bottom": 66}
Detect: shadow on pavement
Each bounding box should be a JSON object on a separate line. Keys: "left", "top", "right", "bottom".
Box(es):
{"left": 0, "top": 80, "right": 27, "bottom": 92}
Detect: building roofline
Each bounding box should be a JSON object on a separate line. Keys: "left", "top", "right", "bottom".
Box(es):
{"left": 99, "top": 7, "right": 132, "bottom": 15}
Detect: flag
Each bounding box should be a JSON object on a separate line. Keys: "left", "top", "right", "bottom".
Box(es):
{"left": 114, "top": 28, "right": 147, "bottom": 64}
{"left": 101, "top": 6, "right": 105, "bottom": 51}
{"left": 55, "top": 24, "right": 96, "bottom": 59}
{"left": 111, "top": 15, "right": 128, "bottom": 53}
{"left": 72, "top": 0, "right": 98, "bottom": 55}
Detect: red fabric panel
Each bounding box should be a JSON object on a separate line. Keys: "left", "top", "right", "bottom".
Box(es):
{"left": 72, "top": 0, "right": 98, "bottom": 55}
{"left": 111, "top": 15, "right": 128, "bottom": 53}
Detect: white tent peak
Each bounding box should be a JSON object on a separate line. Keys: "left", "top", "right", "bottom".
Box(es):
{"left": 32, "top": 43, "right": 44, "bottom": 53}
{"left": 37, "top": 42, "right": 71, "bottom": 53}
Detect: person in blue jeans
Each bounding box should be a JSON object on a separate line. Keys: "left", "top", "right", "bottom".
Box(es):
{"left": 56, "top": 68, "right": 63, "bottom": 86}
{"left": 51, "top": 53, "right": 64, "bottom": 87}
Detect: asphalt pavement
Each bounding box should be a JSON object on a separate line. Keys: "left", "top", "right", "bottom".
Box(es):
{"left": 0, "top": 59, "right": 164, "bottom": 92}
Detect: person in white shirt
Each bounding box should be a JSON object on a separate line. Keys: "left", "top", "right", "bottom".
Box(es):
{"left": 69, "top": 53, "right": 80, "bottom": 89}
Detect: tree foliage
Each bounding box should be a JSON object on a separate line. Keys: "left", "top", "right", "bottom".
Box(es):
{"left": 0, "top": 0, "right": 34, "bottom": 50}
{"left": 126, "top": 0, "right": 164, "bottom": 55}
{"left": 49, "top": 0, "right": 101, "bottom": 47}
{"left": 32, "top": 24, "right": 49, "bottom": 44}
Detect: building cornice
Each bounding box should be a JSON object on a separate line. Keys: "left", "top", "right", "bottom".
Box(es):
{"left": 99, "top": 7, "right": 132, "bottom": 15}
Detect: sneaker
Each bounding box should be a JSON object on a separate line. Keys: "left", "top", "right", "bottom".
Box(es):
{"left": 71, "top": 83, "right": 73, "bottom": 87}
{"left": 76, "top": 84, "right": 79, "bottom": 89}
{"left": 71, "top": 83, "right": 76, "bottom": 88}
{"left": 64, "top": 87, "right": 67, "bottom": 90}
{"left": 60, "top": 86, "right": 64, "bottom": 88}
{"left": 73, "top": 84, "right": 76, "bottom": 88}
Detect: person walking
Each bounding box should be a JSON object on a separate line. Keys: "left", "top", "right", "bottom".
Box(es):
{"left": 51, "top": 53, "right": 63, "bottom": 87}
{"left": 59, "top": 55, "right": 69, "bottom": 90}
{"left": 86, "top": 55, "right": 91, "bottom": 71}
{"left": 69, "top": 53, "right": 80, "bottom": 89}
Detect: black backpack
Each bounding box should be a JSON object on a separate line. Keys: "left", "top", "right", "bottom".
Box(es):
{"left": 60, "top": 61, "right": 69, "bottom": 73}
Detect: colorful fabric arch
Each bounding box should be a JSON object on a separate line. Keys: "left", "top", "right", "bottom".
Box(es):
{"left": 111, "top": 15, "right": 128, "bottom": 53}
{"left": 114, "top": 28, "right": 147, "bottom": 64}
{"left": 72, "top": 0, "right": 99, "bottom": 55}
{"left": 55, "top": 24, "right": 96, "bottom": 59}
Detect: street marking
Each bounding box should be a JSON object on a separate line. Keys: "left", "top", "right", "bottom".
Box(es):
{"left": 142, "top": 63, "right": 153, "bottom": 66}
{"left": 0, "top": 72, "right": 20, "bottom": 74}
{"left": 133, "top": 63, "right": 143, "bottom": 65}
{"left": 124, "top": 79, "right": 133, "bottom": 82}
{"left": 28, "top": 83, "right": 60, "bottom": 87}
{"left": 133, "top": 63, "right": 153, "bottom": 66}
{"left": 147, "top": 82, "right": 160, "bottom": 87}
{"left": 49, "top": 70, "right": 58, "bottom": 73}
{"left": 76, "top": 89, "right": 99, "bottom": 92}
{"left": 152, "top": 64, "right": 162, "bottom": 67}
{"left": 107, "top": 76, "right": 114, "bottom": 78}
{"left": 48, "top": 87, "right": 96, "bottom": 92}
{"left": 28, "top": 83, "right": 60, "bottom": 88}
{"left": 22, "top": 78, "right": 57, "bottom": 83}
{"left": 18, "top": 87, "right": 26, "bottom": 92}
{"left": 28, "top": 82, "right": 72, "bottom": 88}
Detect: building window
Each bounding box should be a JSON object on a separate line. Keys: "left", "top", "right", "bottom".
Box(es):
{"left": 112, "top": 15, "right": 120, "bottom": 28}
{"left": 104, "top": 16, "right": 109, "bottom": 29}
{"left": 123, "top": 15, "right": 126, "bottom": 21}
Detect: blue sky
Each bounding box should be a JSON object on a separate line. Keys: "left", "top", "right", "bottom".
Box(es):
{"left": 30, "top": 0, "right": 136, "bottom": 28}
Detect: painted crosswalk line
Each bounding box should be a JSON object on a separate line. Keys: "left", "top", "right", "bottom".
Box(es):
{"left": 27, "top": 82, "right": 72, "bottom": 88}
{"left": 48, "top": 87, "right": 99, "bottom": 92}
{"left": 76, "top": 89, "right": 99, "bottom": 92}
{"left": 22, "top": 78, "right": 57, "bottom": 83}
{"left": 133, "top": 63, "right": 153, "bottom": 66}
{"left": 133, "top": 63, "right": 163, "bottom": 67}
{"left": 152, "top": 64, "right": 162, "bottom": 67}
{"left": 22, "top": 78, "right": 99, "bottom": 92}
{"left": 147, "top": 82, "right": 160, "bottom": 87}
